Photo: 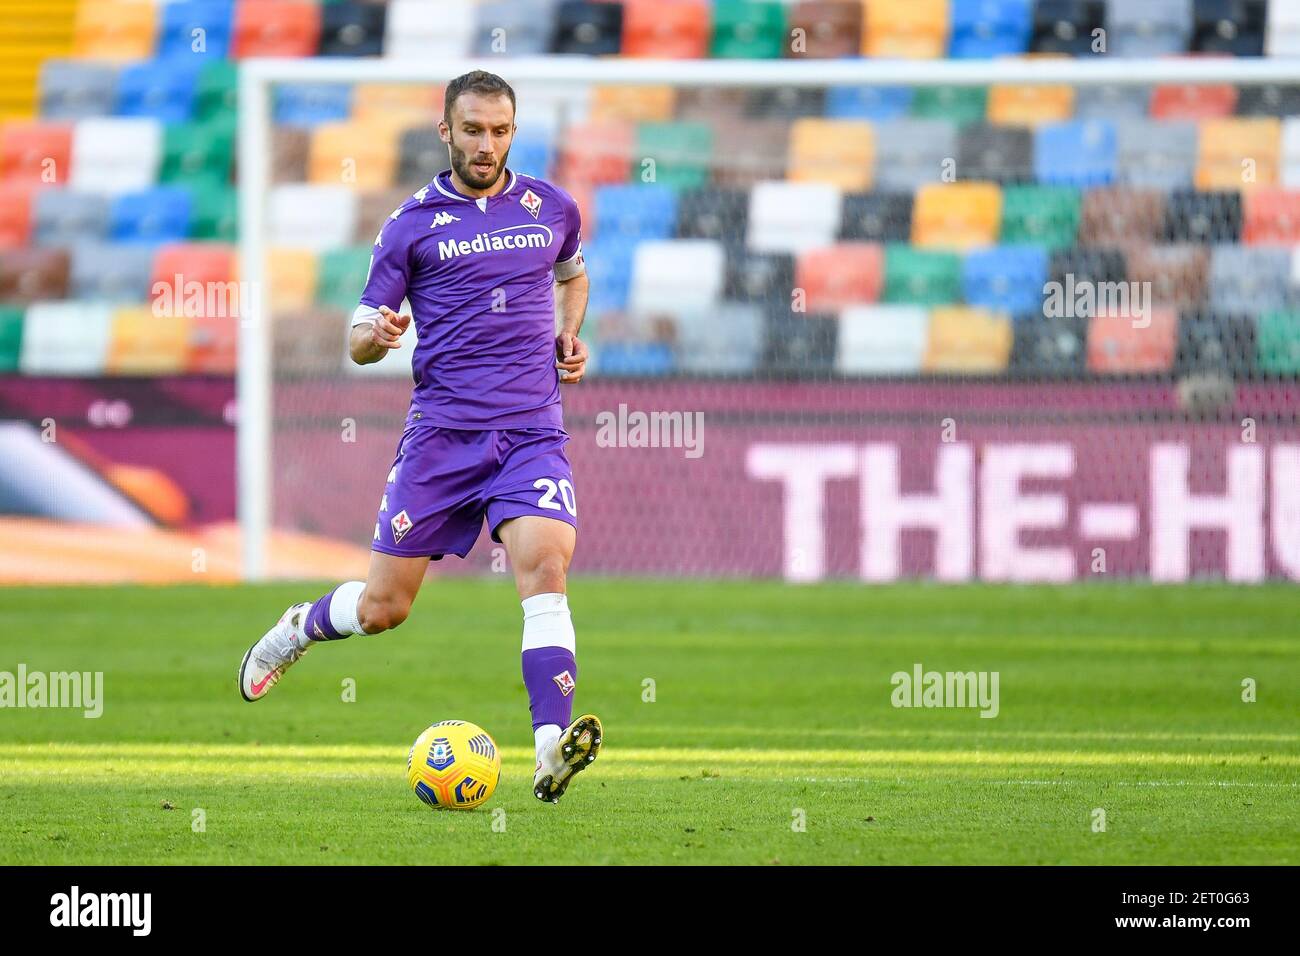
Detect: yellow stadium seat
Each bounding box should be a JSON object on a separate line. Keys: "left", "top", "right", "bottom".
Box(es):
{"left": 351, "top": 84, "right": 441, "bottom": 127}
{"left": 1196, "top": 117, "right": 1280, "bottom": 190}
{"left": 862, "top": 0, "right": 949, "bottom": 59}
{"left": 107, "top": 306, "right": 191, "bottom": 375}
{"left": 591, "top": 85, "right": 678, "bottom": 123}
{"left": 923, "top": 306, "right": 1013, "bottom": 373}
{"left": 268, "top": 248, "right": 319, "bottom": 314}
{"left": 787, "top": 118, "right": 874, "bottom": 190}
{"left": 72, "top": 0, "right": 157, "bottom": 61}
{"left": 987, "top": 84, "right": 1075, "bottom": 126}
{"left": 308, "top": 122, "right": 399, "bottom": 190}
{"left": 911, "top": 182, "right": 1003, "bottom": 250}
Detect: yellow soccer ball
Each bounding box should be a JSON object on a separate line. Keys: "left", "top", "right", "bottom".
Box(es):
{"left": 406, "top": 720, "right": 502, "bottom": 810}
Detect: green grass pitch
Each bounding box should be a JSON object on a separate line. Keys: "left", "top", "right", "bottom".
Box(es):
{"left": 1, "top": 580, "right": 1297, "bottom": 865}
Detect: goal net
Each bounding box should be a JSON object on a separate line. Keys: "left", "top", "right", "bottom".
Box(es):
{"left": 238, "top": 57, "right": 1300, "bottom": 584}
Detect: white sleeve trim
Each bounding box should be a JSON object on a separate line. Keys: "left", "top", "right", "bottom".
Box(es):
{"left": 351, "top": 304, "right": 380, "bottom": 327}
{"left": 553, "top": 242, "right": 585, "bottom": 281}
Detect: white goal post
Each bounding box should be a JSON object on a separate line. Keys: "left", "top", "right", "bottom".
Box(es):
{"left": 237, "top": 55, "right": 1300, "bottom": 581}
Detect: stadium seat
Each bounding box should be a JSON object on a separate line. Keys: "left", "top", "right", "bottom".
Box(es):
{"left": 109, "top": 188, "right": 193, "bottom": 244}
{"left": 1255, "top": 309, "right": 1300, "bottom": 373}
{"left": 195, "top": 61, "right": 238, "bottom": 124}
{"left": 1175, "top": 309, "right": 1255, "bottom": 377}
{"left": 39, "top": 60, "right": 118, "bottom": 120}
{"left": 0, "top": 248, "right": 69, "bottom": 303}
{"left": 319, "top": 0, "right": 387, "bottom": 57}
{"left": 872, "top": 120, "right": 955, "bottom": 191}
{"left": 473, "top": 0, "right": 557, "bottom": 57}
{"left": 746, "top": 87, "right": 826, "bottom": 119}
{"left": 924, "top": 306, "right": 1013, "bottom": 373}
{"left": 187, "top": 311, "right": 239, "bottom": 373}
{"left": 747, "top": 180, "right": 842, "bottom": 254}
{"left": 837, "top": 305, "right": 929, "bottom": 374}
{"left": 1163, "top": 189, "right": 1242, "bottom": 242}
{"left": 268, "top": 184, "right": 358, "bottom": 251}
{"left": 1265, "top": 0, "right": 1300, "bottom": 55}
{"left": 912, "top": 85, "right": 988, "bottom": 123}
{"left": 635, "top": 121, "right": 713, "bottom": 189}
{"left": 273, "top": 305, "right": 349, "bottom": 375}
{"left": 1080, "top": 187, "right": 1167, "bottom": 245}
{"left": 675, "top": 188, "right": 749, "bottom": 243}
{"left": 315, "top": 246, "right": 373, "bottom": 312}
{"left": 1150, "top": 83, "right": 1237, "bottom": 119}
{"left": 1282, "top": 117, "right": 1300, "bottom": 186}
{"left": 1, "top": 121, "right": 72, "bottom": 184}
{"left": 558, "top": 122, "right": 633, "bottom": 187}
{"left": 862, "top": 0, "right": 950, "bottom": 58}
{"left": 711, "top": 118, "right": 791, "bottom": 186}
{"left": 1000, "top": 185, "right": 1080, "bottom": 249}
{"left": 1236, "top": 83, "right": 1300, "bottom": 116}
{"left": 825, "top": 86, "right": 913, "bottom": 121}
{"left": 504, "top": 134, "right": 553, "bottom": 181}
{"left": 159, "top": 121, "right": 234, "bottom": 188}
{"left": 957, "top": 123, "right": 1033, "bottom": 184}
{"left": 151, "top": 242, "right": 236, "bottom": 312}
{"left": 72, "top": 0, "right": 158, "bottom": 61}
{"left": 622, "top": 0, "right": 710, "bottom": 59}
{"left": 911, "top": 182, "right": 1003, "bottom": 250}
{"left": 725, "top": 249, "right": 795, "bottom": 305}
{"left": 882, "top": 245, "right": 963, "bottom": 305}
{"left": 630, "top": 240, "right": 726, "bottom": 316}
{"left": 963, "top": 245, "right": 1049, "bottom": 313}
{"left": 1242, "top": 187, "right": 1300, "bottom": 243}
{"left": 188, "top": 180, "right": 236, "bottom": 242}
{"left": 1208, "top": 245, "right": 1292, "bottom": 313}
{"left": 32, "top": 189, "right": 110, "bottom": 246}
{"left": 274, "top": 83, "right": 352, "bottom": 127}
{"left": 1031, "top": 0, "right": 1106, "bottom": 55}
{"left": 1049, "top": 246, "right": 1128, "bottom": 288}
{"left": 786, "top": 1, "right": 864, "bottom": 58}
{"left": 1010, "top": 314, "right": 1088, "bottom": 375}
{"left": 268, "top": 248, "right": 319, "bottom": 313}
{"left": 1196, "top": 117, "right": 1280, "bottom": 189}
{"left": 70, "top": 242, "right": 158, "bottom": 301}
{"left": 593, "top": 340, "right": 675, "bottom": 377}
{"left": 1191, "top": 0, "right": 1266, "bottom": 56}
{"left": 591, "top": 86, "right": 677, "bottom": 123}
{"left": 711, "top": 0, "right": 786, "bottom": 59}
{"left": 1087, "top": 305, "right": 1178, "bottom": 373}
{"left": 583, "top": 236, "right": 639, "bottom": 312}
{"left": 761, "top": 308, "right": 838, "bottom": 375}
{"left": 308, "top": 122, "right": 399, "bottom": 190}
{"left": 0, "top": 306, "right": 23, "bottom": 372}
{"left": 107, "top": 306, "right": 191, "bottom": 375}
{"left": 395, "top": 127, "right": 441, "bottom": 185}
{"left": 353, "top": 186, "right": 415, "bottom": 244}
{"left": 115, "top": 61, "right": 199, "bottom": 124}
{"left": 794, "top": 243, "right": 884, "bottom": 310}
{"left": 0, "top": 184, "right": 32, "bottom": 249}
{"left": 1116, "top": 119, "right": 1198, "bottom": 188}
{"left": 1107, "top": 0, "right": 1193, "bottom": 57}
{"left": 1126, "top": 244, "right": 1210, "bottom": 309}
{"left": 1074, "top": 84, "right": 1151, "bottom": 120}
{"left": 674, "top": 302, "right": 763, "bottom": 373}
{"left": 19, "top": 301, "right": 113, "bottom": 375}
{"left": 787, "top": 119, "right": 874, "bottom": 190}
{"left": 949, "top": 0, "right": 1032, "bottom": 59}
{"left": 385, "top": 0, "right": 473, "bottom": 59}
{"left": 987, "top": 84, "right": 1075, "bottom": 126}
{"left": 1034, "top": 120, "right": 1117, "bottom": 186}
{"left": 551, "top": 1, "right": 624, "bottom": 56}
{"left": 232, "top": 0, "right": 322, "bottom": 58}
{"left": 594, "top": 184, "right": 677, "bottom": 241}
{"left": 158, "top": 0, "right": 234, "bottom": 60}
{"left": 69, "top": 118, "right": 162, "bottom": 193}
{"left": 838, "top": 191, "right": 914, "bottom": 242}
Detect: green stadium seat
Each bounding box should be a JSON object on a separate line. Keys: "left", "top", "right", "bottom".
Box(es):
{"left": 1000, "top": 185, "right": 1080, "bottom": 250}
{"left": 189, "top": 180, "right": 237, "bottom": 241}
{"left": 711, "top": 0, "right": 785, "bottom": 59}
{"left": 633, "top": 121, "right": 713, "bottom": 189}
{"left": 911, "top": 85, "right": 987, "bottom": 124}
{"left": 315, "top": 246, "right": 373, "bottom": 312}
{"left": 0, "top": 305, "right": 24, "bottom": 372}
{"left": 159, "top": 121, "right": 234, "bottom": 189}
{"left": 195, "top": 61, "right": 238, "bottom": 123}
{"left": 882, "top": 245, "right": 962, "bottom": 306}
{"left": 1256, "top": 310, "right": 1300, "bottom": 375}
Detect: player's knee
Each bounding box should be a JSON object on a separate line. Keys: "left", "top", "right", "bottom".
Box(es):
{"left": 358, "top": 593, "right": 411, "bottom": 634}
{"left": 519, "top": 549, "right": 568, "bottom": 594}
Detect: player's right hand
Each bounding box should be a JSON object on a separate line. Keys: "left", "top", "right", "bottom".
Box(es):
{"left": 372, "top": 305, "right": 411, "bottom": 350}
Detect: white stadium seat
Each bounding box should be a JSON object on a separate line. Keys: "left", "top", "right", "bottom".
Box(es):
{"left": 628, "top": 239, "right": 726, "bottom": 315}
{"left": 20, "top": 301, "right": 114, "bottom": 375}
{"left": 69, "top": 117, "right": 161, "bottom": 193}
{"left": 268, "top": 184, "right": 359, "bottom": 252}
{"left": 836, "top": 305, "right": 930, "bottom": 375}
{"left": 746, "top": 180, "right": 842, "bottom": 254}
{"left": 385, "top": 0, "right": 477, "bottom": 60}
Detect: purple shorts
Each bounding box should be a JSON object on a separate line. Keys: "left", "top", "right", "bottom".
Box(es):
{"left": 372, "top": 426, "right": 577, "bottom": 560}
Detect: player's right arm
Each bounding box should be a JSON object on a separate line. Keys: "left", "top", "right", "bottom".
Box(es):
{"left": 349, "top": 207, "right": 414, "bottom": 366}
{"left": 349, "top": 305, "right": 410, "bottom": 365}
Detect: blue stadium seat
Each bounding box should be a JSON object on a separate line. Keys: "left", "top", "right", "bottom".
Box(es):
{"left": 963, "top": 245, "right": 1049, "bottom": 314}
{"left": 473, "top": 0, "right": 556, "bottom": 56}
{"left": 582, "top": 236, "right": 638, "bottom": 313}
{"left": 675, "top": 303, "right": 762, "bottom": 374}
{"left": 825, "top": 86, "right": 913, "bottom": 121}
{"left": 1035, "top": 120, "right": 1117, "bottom": 186}
{"left": 949, "top": 0, "right": 1032, "bottom": 58}
{"left": 594, "top": 185, "right": 677, "bottom": 241}
{"left": 69, "top": 242, "right": 160, "bottom": 301}
{"left": 274, "top": 84, "right": 352, "bottom": 127}
{"left": 39, "top": 61, "right": 118, "bottom": 120}
{"left": 109, "top": 188, "right": 193, "bottom": 243}
{"left": 594, "top": 342, "right": 674, "bottom": 376}
{"left": 158, "top": 1, "right": 234, "bottom": 60}
{"left": 1208, "top": 246, "right": 1292, "bottom": 314}
{"left": 506, "top": 135, "right": 554, "bottom": 180}
{"left": 116, "top": 61, "right": 200, "bottom": 124}
{"left": 1107, "top": 0, "right": 1193, "bottom": 57}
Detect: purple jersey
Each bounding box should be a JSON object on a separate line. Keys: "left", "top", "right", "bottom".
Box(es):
{"left": 355, "top": 168, "right": 585, "bottom": 430}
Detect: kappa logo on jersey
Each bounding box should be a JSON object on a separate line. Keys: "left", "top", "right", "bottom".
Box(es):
{"left": 520, "top": 188, "right": 543, "bottom": 219}
{"left": 552, "top": 670, "right": 576, "bottom": 696}
{"left": 391, "top": 509, "right": 414, "bottom": 544}
{"left": 429, "top": 211, "right": 462, "bottom": 230}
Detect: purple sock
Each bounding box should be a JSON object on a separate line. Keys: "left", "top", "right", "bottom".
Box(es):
{"left": 522, "top": 647, "right": 577, "bottom": 731}
{"left": 303, "top": 587, "right": 347, "bottom": 641}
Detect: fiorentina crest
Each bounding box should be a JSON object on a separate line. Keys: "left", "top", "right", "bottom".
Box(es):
{"left": 552, "top": 670, "right": 575, "bottom": 696}
{"left": 391, "top": 510, "right": 414, "bottom": 544}
{"left": 520, "top": 188, "right": 543, "bottom": 219}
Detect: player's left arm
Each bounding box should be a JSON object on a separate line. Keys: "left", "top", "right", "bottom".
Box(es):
{"left": 553, "top": 187, "right": 589, "bottom": 384}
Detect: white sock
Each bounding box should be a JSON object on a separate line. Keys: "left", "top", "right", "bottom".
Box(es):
{"left": 520, "top": 592, "right": 575, "bottom": 652}
{"left": 535, "top": 724, "right": 562, "bottom": 764}
{"left": 328, "top": 580, "right": 366, "bottom": 637}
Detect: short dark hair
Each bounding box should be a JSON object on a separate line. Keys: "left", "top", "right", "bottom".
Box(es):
{"left": 443, "top": 70, "right": 516, "bottom": 125}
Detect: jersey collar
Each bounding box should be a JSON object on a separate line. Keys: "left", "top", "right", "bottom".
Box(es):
{"left": 432, "top": 167, "right": 517, "bottom": 203}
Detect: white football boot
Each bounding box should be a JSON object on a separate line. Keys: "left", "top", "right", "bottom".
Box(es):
{"left": 238, "top": 603, "right": 313, "bottom": 702}
{"left": 533, "top": 714, "right": 603, "bottom": 803}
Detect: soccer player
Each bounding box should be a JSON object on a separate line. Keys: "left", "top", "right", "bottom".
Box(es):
{"left": 238, "top": 71, "right": 601, "bottom": 804}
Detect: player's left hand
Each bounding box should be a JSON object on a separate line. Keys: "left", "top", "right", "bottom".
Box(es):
{"left": 556, "top": 332, "right": 588, "bottom": 384}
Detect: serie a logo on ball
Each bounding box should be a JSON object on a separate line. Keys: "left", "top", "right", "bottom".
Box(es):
{"left": 406, "top": 720, "right": 502, "bottom": 810}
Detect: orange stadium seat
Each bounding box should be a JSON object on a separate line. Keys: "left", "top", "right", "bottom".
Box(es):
{"left": 787, "top": 1, "right": 863, "bottom": 58}
{"left": 795, "top": 243, "right": 884, "bottom": 310}
{"left": 72, "top": 0, "right": 157, "bottom": 62}
{"left": 0, "top": 183, "right": 33, "bottom": 249}
{"left": 1242, "top": 187, "right": 1300, "bottom": 244}
{"left": 187, "top": 312, "right": 239, "bottom": 373}
{"left": 107, "top": 306, "right": 191, "bottom": 375}
{"left": 0, "top": 247, "right": 69, "bottom": 302}
{"left": 1150, "top": 83, "right": 1238, "bottom": 120}
{"left": 308, "top": 122, "right": 399, "bottom": 190}
{"left": 150, "top": 243, "right": 237, "bottom": 316}
{"left": 923, "top": 306, "right": 1013, "bottom": 373}
{"left": 591, "top": 86, "right": 678, "bottom": 123}
{"left": 1196, "top": 117, "right": 1280, "bottom": 190}
{"left": 1087, "top": 306, "right": 1178, "bottom": 373}
{"left": 1, "top": 121, "right": 72, "bottom": 184}
{"left": 912, "top": 182, "right": 1003, "bottom": 250}
{"left": 267, "top": 248, "right": 319, "bottom": 313}
{"left": 987, "top": 84, "right": 1076, "bottom": 126}
{"left": 557, "top": 122, "right": 634, "bottom": 187}
{"left": 787, "top": 119, "right": 874, "bottom": 190}
{"left": 351, "top": 84, "right": 441, "bottom": 128}
{"left": 621, "top": 0, "right": 710, "bottom": 59}
{"left": 232, "top": 0, "right": 322, "bottom": 58}
{"left": 862, "top": 0, "right": 950, "bottom": 59}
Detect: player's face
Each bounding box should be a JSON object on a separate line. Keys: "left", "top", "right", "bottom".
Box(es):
{"left": 441, "top": 93, "right": 515, "bottom": 191}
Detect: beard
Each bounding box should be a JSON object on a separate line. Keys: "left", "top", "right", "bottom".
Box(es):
{"left": 449, "top": 138, "right": 511, "bottom": 190}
